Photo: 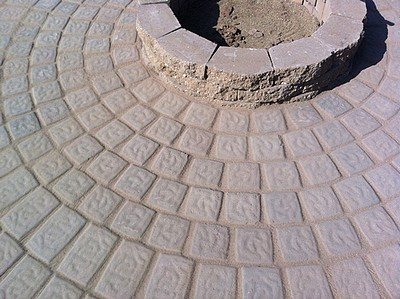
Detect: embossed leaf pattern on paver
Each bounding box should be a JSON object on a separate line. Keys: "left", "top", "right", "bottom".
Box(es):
{"left": 0, "top": 0, "right": 399, "bottom": 297}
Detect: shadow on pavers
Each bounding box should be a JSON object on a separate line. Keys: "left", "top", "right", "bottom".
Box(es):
{"left": 338, "top": 0, "right": 394, "bottom": 85}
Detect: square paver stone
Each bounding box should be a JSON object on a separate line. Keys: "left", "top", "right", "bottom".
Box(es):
{"left": 298, "top": 187, "right": 343, "bottom": 220}
{"left": 185, "top": 158, "right": 223, "bottom": 188}
{"left": 147, "top": 214, "right": 189, "bottom": 252}
{"left": 190, "top": 223, "right": 229, "bottom": 260}
{"left": 7, "top": 113, "right": 40, "bottom": 140}
{"left": 285, "top": 266, "right": 332, "bottom": 298}
{"left": 276, "top": 226, "right": 319, "bottom": 262}
{"left": 151, "top": 147, "right": 188, "bottom": 178}
{"left": 330, "top": 258, "right": 380, "bottom": 298}
{"left": 262, "top": 162, "right": 301, "bottom": 191}
{"left": 315, "top": 219, "right": 361, "bottom": 256}
{"left": 365, "top": 164, "right": 400, "bottom": 199}
{"left": 330, "top": 143, "right": 373, "bottom": 175}
{"left": 224, "top": 162, "right": 260, "bottom": 191}
{"left": 283, "top": 130, "right": 322, "bottom": 157}
{"left": 263, "top": 192, "right": 302, "bottom": 224}
{"left": 248, "top": 134, "right": 284, "bottom": 161}
{"left": 79, "top": 186, "right": 122, "bottom": 223}
{"left": 235, "top": 227, "right": 273, "bottom": 264}
{"left": 114, "top": 165, "right": 156, "bottom": 199}
{"left": 146, "top": 116, "right": 182, "bottom": 145}
{"left": 215, "top": 135, "right": 247, "bottom": 160}
{"left": 224, "top": 192, "right": 260, "bottom": 224}
{"left": 297, "top": 154, "right": 341, "bottom": 186}
{"left": 120, "top": 135, "right": 159, "bottom": 165}
{"left": 333, "top": 176, "right": 380, "bottom": 211}
{"left": 241, "top": 267, "right": 284, "bottom": 298}
{"left": 183, "top": 187, "right": 223, "bottom": 221}
{"left": 111, "top": 202, "right": 155, "bottom": 238}
{"left": 193, "top": 264, "right": 236, "bottom": 298}
{"left": 146, "top": 178, "right": 187, "bottom": 212}
{"left": 53, "top": 169, "right": 94, "bottom": 204}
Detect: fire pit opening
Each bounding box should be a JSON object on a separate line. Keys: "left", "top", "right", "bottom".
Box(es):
{"left": 175, "top": 0, "right": 320, "bottom": 49}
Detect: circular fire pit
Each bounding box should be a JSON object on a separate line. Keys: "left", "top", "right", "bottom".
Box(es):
{"left": 137, "top": 0, "right": 366, "bottom": 107}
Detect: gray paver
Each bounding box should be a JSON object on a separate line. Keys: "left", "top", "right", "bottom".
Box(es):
{"left": 0, "top": 255, "right": 50, "bottom": 298}
{"left": 248, "top": 134, "right": 284, "bottom": 161}
{"left": 0, "top": 147, "right": 21, "bottom": 177}
{"left": 184, "top": 187, "right": 223, "bottom": 221}
{"left": 235, "top": 227, "right": 273, "bottom": 264}
{"left": 147, "top": 214, "right": 189, "bottom": 252}
{"left": 224, "top": 192, "right": 260, "bottom": 224}
{"left": 285, "top": 265, "right": 332, "bottom": 298}
{"left": 53, "top": 169, "right": 94, "bottom": 203}
{"left": 315, "top": 219, "right": 361, "bottom": 256}
{"left": 252, "top": 109, "right": 286, "bottom": 133}
{"left": 330, "top": 143, "right": 373, "bottom": 175}
{"left": 1, "top": 187, "right": 59, "bottom": 239}
{"left": 144, "top": 254, "right": 192, "bottom": 298}
{"left": 263, "top": 192, "right": 302, "bottom": 224}
{"left": 276, "top": 226, "right": 319, "bottom": 262}
{"left": 146, "top": 178, "right": 187, "bottom": 212}
{"left": 79, "top": 186, "right": 122, "bottom": 223}
{"left": 7, "top": 113, "right": 41, "bottom": 139}
{"left": 215, "top": 135, "right": 247, "bottom": 160}
{"left": 17, "top": 132, "right": 53, "bottom": 161}
{"left": 64, "top": 134, "right": 103, "bottom": 165}
{"left": 190, "top": 223, "right": 229, "bottom": 260}
{"left": 241, "top": 267, "right": 284, "bottom": 298}
{"left": 331, "top": 258, "right": 380, "bottom": 299}
{"left": 26, "top": 206, "right": 86, "bottom": 263}
{"left": 298, "top": 187, "right": 343, "bottom": 220}
{"left": 367, "top": 245, "right": 400, "bottom": 297}
{"left": 314, "top": 120, "right": 354, "bottom": 150}
{"left": 334, "top": 176, "right": 380, "bottom": 211}
{"left": 185, "top": 158, "right": 223, "bottom": 188}
{"left": 362, "top": 130, "right": 400, "bottom": 162}
{"left": 353, "top": 207, "right": 400, "bottom": 246}
{"left": 283, "top": 129, "right": 322, "bottom": 157}
{"left": 58, "top": 224, "right": 117, "bottom": 287}
{"left": 121, "top": 104, "right": 156, "bottom": 131}
{"left": 95, "top": 240, "right": 153, "bottom": 298}
{"left": 341, "top": 109, "right": 381, "bottom": 137}
{"left": 120, "top": 134, "right": 159, "bottom": 165}
{"left": 111, "top": 202, "right": 154, "bottom": 238}
{"left": 298, "top": 154, "right": 341, "bottom": 186}
{"left": 151, "top": 147, "right": 187, "bottom": 178}
{"left": 178, "top": 127, "right": 214, "bottom": 155}
{"left": 0, "top": 232, "right": 23, "bottom": 275}
{"left": 225, "top": 162, "right": 260, "bottom": 191}
{"left": 262, "top": 162, "right": 301, "bottom": 191}
{"left": 146, "top": 116, "right": 182, "bottom": 145}
{"left": 365, "top": 164, "right": 400, "bottom": 199}
{"left": 193, "top": 264, "right": 236, "bottom": 298}
{"left": 314, "top": 92, "right": 352, "bottom": 117}
{"left": 0, "top": 167, "right": 38, "bottom": 210}
{"left": 86, "top": 151, "right": 127, "bottom": 184}
{"left": 37, "top": 276, "right": 83, "bottom": 299}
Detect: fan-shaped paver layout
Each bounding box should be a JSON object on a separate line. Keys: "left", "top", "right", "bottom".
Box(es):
{"left": 0, "top": 0, "right": 399, "bottom": 298}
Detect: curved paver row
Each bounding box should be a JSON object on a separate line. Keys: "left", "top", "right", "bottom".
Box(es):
{"left": 137, "top": 0, "right": 366, "bottom": 106}
{"left": 0, "top": 0, "right": 399, "bottom": 298}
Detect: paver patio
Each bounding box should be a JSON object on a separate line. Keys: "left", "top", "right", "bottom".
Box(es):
{"left": 0, "top": 0, "right": 399, "bottom": 298}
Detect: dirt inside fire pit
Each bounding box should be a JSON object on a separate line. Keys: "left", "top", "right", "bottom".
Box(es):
{"left": 178, "top": 0, "right": 320, "bottom": 49}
